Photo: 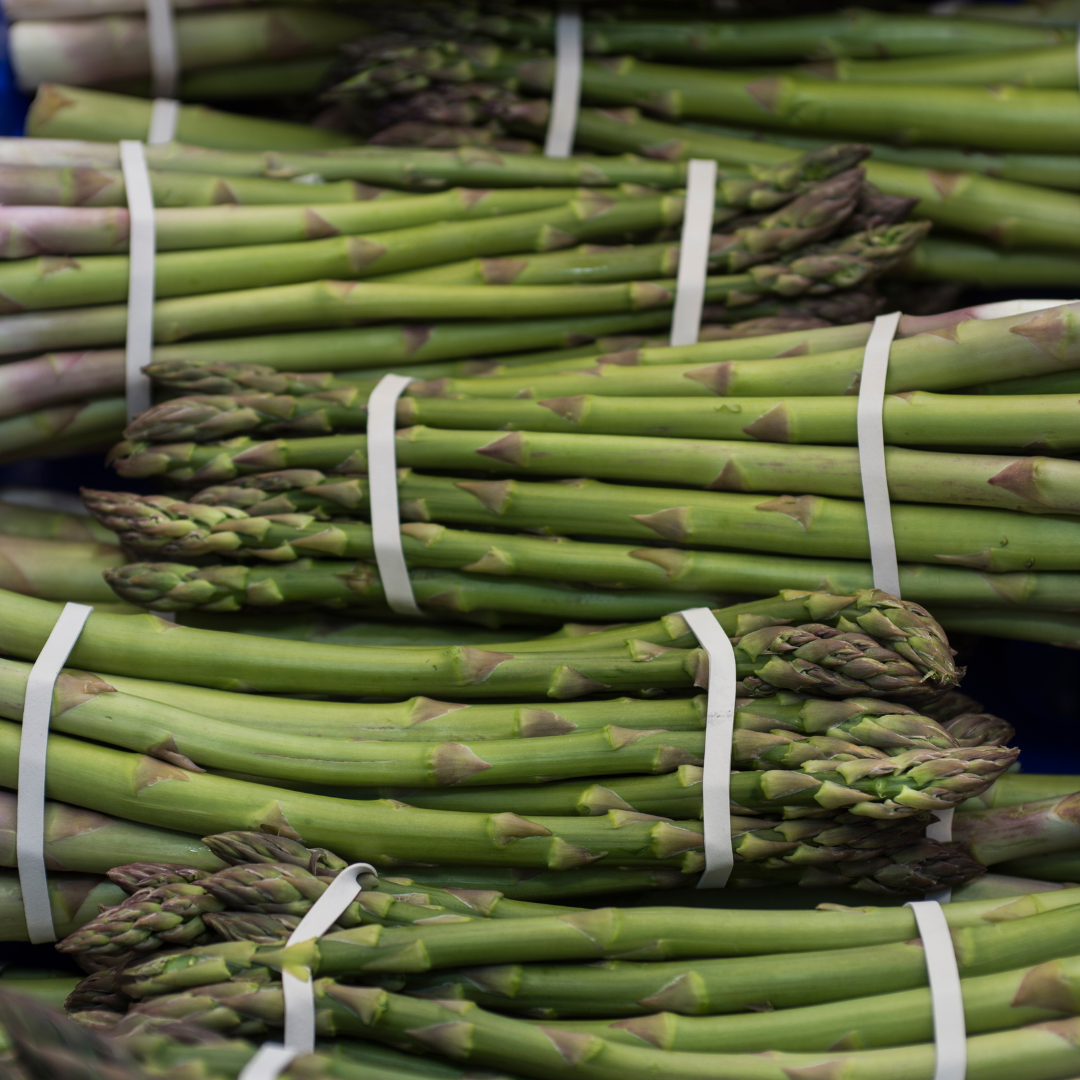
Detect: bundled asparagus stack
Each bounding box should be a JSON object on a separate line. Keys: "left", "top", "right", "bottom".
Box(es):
{"left": 322, "top": 2, "right": 1080, "bottom": 288}
{"left": 0, "top": 138, "right": 928, "bottom": 474}
{"left": 77, "top": 300, "right": 1080, "bottom": 647}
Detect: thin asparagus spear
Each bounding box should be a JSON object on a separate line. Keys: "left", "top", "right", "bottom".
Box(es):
{"left": 0, "top": 871, "right": 126, "bottom": 942}
{"left": 8, "top": 7, "right": 369, "bottom": 89}
{"left": 26, "top": 83, "right": 356, "bottom": 151}
{"left": 89, "top": 468, "right": 1080, "bottom": 572}
{"left": 112, "top": 55, "right": 337, "bottom": 101}
{"left": 0, "top": 789, "right": 220, "bottom": 873}
{"left": 0, "top": 187, "right": 596, "bottom": 257}
{"left": 0, "top": 162, "right": 411, "bottom": 207}
{"left": 106, "top": 561, "right": 722, "bottom": 623}
{"left": 921, "top": 606, "right": 1080, "bottom": 647}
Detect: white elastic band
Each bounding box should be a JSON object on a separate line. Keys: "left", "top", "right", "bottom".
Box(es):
{"left": 670, "top": 158, "right": 718, "bottom": 348}
{"left": 367, "top": 374, "right": 423, "bottom": 617}
{"left": 857, "top": 310, "right": 902, "bottom": 599}
{"left": 145, "top": 0, "right": 179, "bottom": 99}
{"left": 238, "top": 862, "right": 377, "bottom": 1080}
{"left": 678, "top": 607, "right": 738, "bottom": 889}
{"left": 544, "top": 4, "right": 582, "bottom": 158}
{"left": 17, "top": 602, "right": 93, "bottom": 944}
{"left": 905, "top": 900, "right": 967, "bottom": 1080}
{"left": 925, "top": 807, "right": 955, "bottom": 904}
{"left": 119, "top": 140, "right": 156, "bottom": 423}
{"left": 147, "top": 98, "right": 180, "bottom": 145}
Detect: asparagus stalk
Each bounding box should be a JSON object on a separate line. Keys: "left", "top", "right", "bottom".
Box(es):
{"left": 0, "top": 871, "right": 126, "bottom": 942}
{"left": 996, "top": 852, "right": 1080, "bottom": 881}
{"left": 118, "top": 898, "right": 1080, "bottom": 998}
{"left": 0, "top": 586, "right": 960, "bottom": 699}
{"left": 106, "top": 561, "right": 723, "bottom": 623}
{"left": 112, "top": 55, "right": 338, "bottom": 101}
{"left": 920, "top": 606, "right": 1080, "bottom": 648}
{"left": 111, "top": 417, "right": 1080, "bottom": 517}
{"left": 963, "top": 774, "right": 1080, "bottom": 811}
{"left": 0, "top": 162, "right": 412, "bottom": 207}
{"left": 0, "top": 173, "right": 868, "bottom": 310}
{"left": 89, "top": 466, "right": 1080, "bottom": 573}
{"left": 0, "top": 496, "right": 115, "bottom": 541}
{"left": 26, "top": 84, "right": 356, "bottom": 151}
{"left": 0, "top": 396, "right": 124, "bottom": 463}
{"left": 0, "top": 533, "right": 122, "bottom": 603}
{"left": 0, "top": 789, "right": 220, "bottom": 873}
{"left": 139, "top": 378, "right": 1080, "bottom": 451}
{"left": 956, "top": 794, "right": 1080, "bottom": 866}
{"left": 8, "top": 7, "right": 370, "bottom": 89}
{"left": 0, "top": 187, "right": 599, "bottom": 257}
{"left": 903, "top": 234, "right": 1080, "bottom": 289}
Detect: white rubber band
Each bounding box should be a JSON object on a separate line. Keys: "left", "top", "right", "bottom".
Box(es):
{"left": 678, "top": 606, "right": 738, "bottom": 889}
{"left": 670, "top": 158, "right": 718, "bottom": 348}
{"left": 147, "top": 98, "right": 180, "bottom": 145}
{"left": 857, "top": 310, "right": 902, "bottom": 598}
{"left": 905, "top": 900, "right": 967, "bottom": 1080}
{"left": 145, "top": 0, "right": 179, "bottom": 99}
{"left": 544, "top": 4, "right": 582, "bottom": 158}
{"left": 367, "top": 374, "right": 423, "bottom": 617}
{"left": 925, "top": 807, "right": 955, "bottom": 904}
{"left": 17, "top": 602, "right": 93, "bottom": 944}
{"left": 238, "top": 862, "right": 377, "bottom": 1080}
{"left": 119, "top": 140, "right": 155, "bottom": 423}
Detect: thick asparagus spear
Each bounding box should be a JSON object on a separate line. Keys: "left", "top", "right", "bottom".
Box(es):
{"left": 955, "top": 794, "right": 1080, "bottom": 866}
{"left": 0, "top": 871, "right": 126, "bottom": 942}
{"left": 8, "top": 7, "right": 370, "bottom": 89}
{"left": 26, "top": 84, "right": 356, "bottom": 151}
{"left": 0, "top": 533, "right": 122, "bottom": 602}
{"left": 135, "top": 378, "right": 1080, "bottom": 451}
{"left": 996, "top": 851, "right": 1080, "bottom": 881}
{"left": 963, "top": 774, "right": 1080, "bottom": 811}
{"left": 0, "top": 789, "right": 219, "bottom": 873}
{"left": 88, "top": 469, "right": 1080, "bottom": 572}
{"left": 0, "top": 496, "right": 115, "bottom": 541}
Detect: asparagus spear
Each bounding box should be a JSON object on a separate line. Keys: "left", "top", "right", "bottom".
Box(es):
{"left": 135, "top": 377, "right": 1080, "bottom": 451}
{"left": 106, "top": 561, "right": 722, "bottom": 624}
{"left": 963, "top": 774, "right": 1080, "bottom": 811}
{"left": 0, "top": 162, "right": 412, "bottom": 207}
{"left": 955, "top": 794, "right": 1080, "bottom": 866}
{"left": 0, "top": 187, "right": 598, "bottom": 257}
{"left": 0, "top": 533, "right": 122, "bottom": 603}
{"left": 0, "top": 396, "right": 124, "bottom": 464}
{"left": 113, "top": 55, "right": 338, "bottom": 101}
{"left": 0, "top": 496, "right": 115, "bottom": 541}
{"left": 0, "top": 173, "right": 866, "bottom": 310}
{"left": 996, "top": 852, "right": 1080, "bottom": 881}
{"left": 87, "top": 468, "right": 1080, "bottom": 572}
{"left": 0, "top": 870, "right": 126, "bottom": 942}
{"left": 0, "top": 586, "right": 960, "bottom": 699}
{"left": 26, "top": 84, "right": 356, "bottom": 151}
{"left": 8, "top": 7, "right": 370, "bottom": 89}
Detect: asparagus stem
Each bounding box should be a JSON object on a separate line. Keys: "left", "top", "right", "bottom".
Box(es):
{"left": 963, "top": 774, "right": 1080, "bottom": 812}
{"left": 0, "top": 789, "right": 220, "bottom": 873}
{"left": 0, "top": 396, "right": 124, "bottom": 463}
{"left": 113, "top": 55, "right": 337, "bottom": 101}
{"left": 956, "top": 794, "right": 1080, "bottom": 865}
{"left": 0, "top": 497, "right": 114, "bottom": 541}
{"left": 26, "top": 83, "right": 356, "bottom": 151}
{"left": 0, "top": 533, "right": 122, "bottom": 602}
{"left": 996, "top": 851, "right": 1080, "bottom": 881}
{"left": 0, "top": 870, "right": 126, "bottom": 942}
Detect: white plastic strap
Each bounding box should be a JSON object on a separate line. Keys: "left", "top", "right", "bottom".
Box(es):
{"left": 544, "top": 4, "right": 582, "bottom": 158}
{"left": 857, "top": 310, "right": 902, "bottom": 598}
{"left": 145, "top": 0, "right": 179, "bottom": 99}
{"left": 670, "top": 159, "right": 718, "bottom": 348}
{"left": 925, "top": 807, "right": 955, "bottom": 904}
{"left": 905, "top": 900, "right": 967, "bottom": 1080}
{"left": 238, "top": 862, "right": 377, "bottom": 1080}
{"left": 17, "top": 602, "right": 93, "bottom": 944}
{"left": 119, "top": 140, "right": 156, "bottom": 422}
{"left": 367, "top": 374, "right": 423, "bottom": 616}
{"left": 148, "top": 98, "right": 180, "bottom": 145}
{"left": 679, "top": 607, "right": 738, "bottom": 889}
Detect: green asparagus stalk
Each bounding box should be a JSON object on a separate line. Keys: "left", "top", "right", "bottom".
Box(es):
{"left": 0, "top": 187, "right": 600, "bottom": 257}
{"left": 0, "top": 586, "right": 959, "bottom": 700}
{"left": 395, "top": 7, "right": 1073, "bottom": 60}
{"left": 0, "top": 162, "right": 413, "bottom": 207}
{"left": 996, "top": 852, "right": 1080, "bottom": 882}
{"left": 963, "top": 774, "right": 1080, "bottom": 811}
{"left": 917, "top": 606, "right": 1080, "bottom": 648}
{"left": 26, "top": 84, "right": 356, "bottom": 151}
{"left": 0, "top": 396, "right": 124, "bottom": 464}
{"left": 0, "top": 871, "right": 126, "bottom": 942}
{"left": 956, "top": 794, "right": 1080, "bottom": 866}
{"left": 106, "top": 561, "right": 722, "bottom": 623}
{"left": 689, "top": 122, "right": 1080, "bottom": 193}
{"left": 0, "top": 533, "right": 122, "bottom": 602}
{"left": 111, "top": 416, "right": 1080, "bottom": 516}
{"left": 8, "top": 7, "right": 370, "bottom": 89}
{"left": 118, "top": 897, "right": 1080, "bottom": 998}
{"left": 0, "top": 172, "right": 869, "bottom": 311}
{"left": 0, "top": 789, "right": 220, "bottom": 874}
{"left": 112, "top": 55, "right": 338, "bottom": 101}
{"left": 138, "top": 377, "right": 1080, "bottom": 451}
{"left": 904, "top": 235, "right": 1080, "bottom": 290}
{"left": 0, "top": 496, "right": 115, "bottom": 541}
{"left": 89, "top": 465, "right": 1080, "bottom": 573}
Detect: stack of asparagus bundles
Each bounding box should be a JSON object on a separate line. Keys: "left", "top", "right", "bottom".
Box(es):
{"left": 1, "top": 0, "right": 371, "bottom": 104}
{"left": 0, "top": 137, "right": 932, "bottom": 471}
{"left": 79, "top": 299, "right": 1080, "bottom": 647}
{"left": 320, "top": 2, "right": 1080, "bottom": 290}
